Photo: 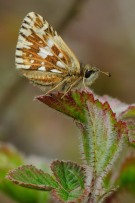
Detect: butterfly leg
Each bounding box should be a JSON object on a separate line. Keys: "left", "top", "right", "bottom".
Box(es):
{"left": 61, "top": 76, "right": 82, "bottom": 99}
{"left": 44, "top": 77, "right": 69, "bottom": 96}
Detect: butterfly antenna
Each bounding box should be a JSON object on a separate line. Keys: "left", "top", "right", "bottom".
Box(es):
{"left": 100, "top": 71, "right": 111, "bottom": 77}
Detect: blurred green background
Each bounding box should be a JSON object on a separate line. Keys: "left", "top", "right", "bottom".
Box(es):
{"left": 0, "top": 0, "right": 135, "bottom": 202}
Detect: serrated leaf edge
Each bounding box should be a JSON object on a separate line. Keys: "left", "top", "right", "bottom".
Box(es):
{"left": 7, "top": 165, "right": 56, "bottom": 191}
{"left": 50, "top": 160, "right": 89, "bottom": 203}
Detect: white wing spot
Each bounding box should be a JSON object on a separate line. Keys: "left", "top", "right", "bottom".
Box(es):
{"left": 38, "top": 66, "right": 46, "bottom": 71}
{"left": 30, "top": 60, "right": 34, "bottom": 63}
{"left": 23, "top": 23, "right": 30, "bottom": 29}
{"left": 58, "top": 53, "right": 63, "bottom": 58}
{"left": 16, "top": 58, "right": 23, "bottom": 63}
{"left": 16, "top": 50, "right": 22, "bottom": 56}
{"left": 38, "top": 47, "right": 53, "bottom": 58}
{"left": 56, "top": 61, "right": 65, "bottom": 68}
{"left": 18, "top": 35, "right": 25, "bottom": 41}
{"left": 25, "top": 16, "right": 32, "bottom": 24}
{"left": 20, "top": 28, "right": 31, "bottom": 37}
{"left": 43, "top": 23, "right": 48, "bottom": 30}
{"left": 51, "top": 69, "right": 62, "bottom": 73}
{"left": 47, "top": 39, "right": 54, "bottom": 47}
{"left": 16, "top": 64, "right": 30, "bottom": 69}
{"left": 17, "top": 42, "right": 24, "bottom": 49}
{"left": 29, "top": 12, "right": 37, "bottom": 19}
{"left": 17, "top": 41, "right": 33, "bottom": 50}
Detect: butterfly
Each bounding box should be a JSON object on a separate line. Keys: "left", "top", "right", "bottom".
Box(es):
{"left": 15, "top": 12, "right": 110, "bottom": 97}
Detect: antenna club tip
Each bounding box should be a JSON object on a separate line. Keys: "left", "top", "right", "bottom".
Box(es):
{"left": 108, "top": 72, "right": 111, "bottom": 77}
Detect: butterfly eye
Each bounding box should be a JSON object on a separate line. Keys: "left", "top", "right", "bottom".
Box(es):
{"left": 85, "top": 70, "right": 95, "bottom": 78}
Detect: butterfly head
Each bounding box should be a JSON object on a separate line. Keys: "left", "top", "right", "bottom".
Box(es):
{"left": 83, "top": 64, "right": 111, "bottom": 87}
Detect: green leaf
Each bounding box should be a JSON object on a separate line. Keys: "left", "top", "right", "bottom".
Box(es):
{"left": 7, "top": 161, "right": 88, "bottom": 202}
{"left": 51, "top": 160, "right": 88, "bottom": 202}
{"left": 119, "top": 106, "right": 135, "bottom": 146}
{"left": 83, "top": 99, "right": 128, "bottom": 174}
{"left": 95, "top": 95, "right": 135, "bottom": 146}
{"left": 94, "top": 94, "right": 131, "bottom": 117}
{"left": 7, "top": 165, "right": 58, "bottom": 191}
{"left": 36, "top": 91, "right": 91, "bottom": 123}
{"left": 117, "top": 152, "right": 135, "bottom": 192}
{"left": 0, "top": 143, "right": 50, "bottom": 203}
{"left": 0, "top": 143, "right": 24, "bottom": 177}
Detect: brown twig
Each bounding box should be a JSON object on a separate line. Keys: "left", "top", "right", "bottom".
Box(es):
{"left": 57, "top": 0, "right": 88, "bottom": 32}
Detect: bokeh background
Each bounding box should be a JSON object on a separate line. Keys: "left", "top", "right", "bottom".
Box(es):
{"left": 0, "top": 0, "right": 135, "bottom": 202}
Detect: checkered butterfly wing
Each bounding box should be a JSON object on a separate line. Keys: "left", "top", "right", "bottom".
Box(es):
{"left": 15, "top": 12, "right": 80, "bottom": 88}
